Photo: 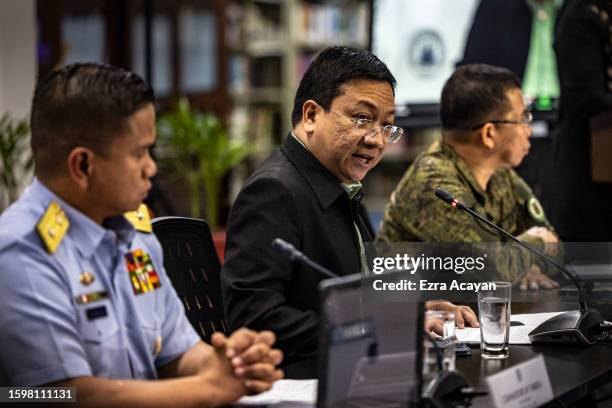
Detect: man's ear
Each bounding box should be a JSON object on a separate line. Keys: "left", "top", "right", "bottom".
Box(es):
{"left": 479, "top": 123, "right": 496, "bottom": 149}
{"left": 301, "top": 100, "right": 320, "bottom": 134}
{"left": 66, "top": 147, "right": 93, "bottom": 190}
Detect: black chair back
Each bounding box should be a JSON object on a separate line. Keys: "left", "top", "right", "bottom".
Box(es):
{"left": 152, "top": 216, "right": 228, "bottom": 343}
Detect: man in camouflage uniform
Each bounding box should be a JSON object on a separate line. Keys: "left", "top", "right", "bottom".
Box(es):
{"left": 378, "top": 64, "right": 560, "bottom": 289}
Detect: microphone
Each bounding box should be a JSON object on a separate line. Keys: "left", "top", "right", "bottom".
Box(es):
{"left": 434, "top": 188, "right": 464, "bottom": 209}
{"left": 422, "top": 333, "right": 473, "bottom": 408}
{"left": 434, "top": 188, "right": 607, "bottom": 345}
{"left": 271, "top": 238, "right": 338, "bottom": 279}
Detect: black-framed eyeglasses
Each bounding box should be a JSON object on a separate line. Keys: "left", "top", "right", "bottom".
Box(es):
{"left": 329, "top": 109, "right": 404, "bottom": 143}
{"left": 470, "top": 111, "right": 533, "bottom": 131}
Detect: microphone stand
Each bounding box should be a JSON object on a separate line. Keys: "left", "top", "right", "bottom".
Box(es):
{"left": 434, "top": 188, "right": 607, "bottom": 345}
{"left": 271, "top": 238, "right": 338, "bottom": 278}
{"left": 422, "top": 334, "right": 484, "bottom": 408}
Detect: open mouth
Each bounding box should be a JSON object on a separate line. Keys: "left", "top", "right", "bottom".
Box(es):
{"left": 352, "top": 152, "right": 374, "bottom": 165}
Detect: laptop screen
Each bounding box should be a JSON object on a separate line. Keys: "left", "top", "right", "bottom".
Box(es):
{"left": 317, "top": 274, "right": 423, "bottom": 408}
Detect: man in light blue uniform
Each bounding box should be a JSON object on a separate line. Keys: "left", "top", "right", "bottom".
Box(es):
{"left": 0, "top": 180, "right": 198, "bottom": 382}
{"left": 0, "top": 63, "right": 282, "bottom": 407}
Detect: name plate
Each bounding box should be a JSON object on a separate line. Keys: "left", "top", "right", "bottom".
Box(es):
{"left": 485, "top": 355, "right": 553, "bottom": 408}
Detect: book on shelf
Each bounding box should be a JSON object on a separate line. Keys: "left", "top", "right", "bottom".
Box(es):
{"left": 250, "top": 56, "right": 282, "bottom": 88}
{"left": 297, "top": 2, "right": 369, "bottom": 47}
{"left": 244, "top": 1, "right": 283, "bottom": 44}
{"left": 226, "top": 2, "right": 245, "bottom": 48}
{"left": 229, "top": 54, "right": 249, "bottom": 94}
{"left": 295, "top": 53, "right": 315, "bottom": 86}
{"left": 249, "top": 106, "right": 277, "bottom": 156}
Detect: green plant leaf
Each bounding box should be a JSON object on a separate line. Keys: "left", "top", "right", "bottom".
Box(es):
{"left": 0, "top": 113, "right": 31, "bottom": 208}
{"left": 155, "top": 99, "right": 252, "bottom": 229}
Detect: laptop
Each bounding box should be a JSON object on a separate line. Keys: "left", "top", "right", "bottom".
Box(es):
{"left": 317, "top": 273, "right": 424, "bottom": 408}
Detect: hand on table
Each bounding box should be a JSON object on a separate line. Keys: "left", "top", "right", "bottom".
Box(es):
{"left": 519, "top": 264, "right": 560, "bottom": 291}
{"left": 210, "top": 328, "right": 284, "bottom": 395}
{"left": 425, "top": 300, "right": 479, "bottom": 331}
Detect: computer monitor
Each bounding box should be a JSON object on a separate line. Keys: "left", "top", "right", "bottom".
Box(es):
{"left": 372, "top": 0, "right": 479, "bottom": 107}
{"left": 317, "top": 273, "right": 424, "bottom": 407}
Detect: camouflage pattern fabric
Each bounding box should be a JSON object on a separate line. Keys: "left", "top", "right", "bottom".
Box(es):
{"left": 377, "top": 140, "right": 558, "bottom": 283}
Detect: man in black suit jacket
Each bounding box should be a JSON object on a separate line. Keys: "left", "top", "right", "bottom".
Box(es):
{"left": 221, "top": 46, "right": 477, "bottom": 378}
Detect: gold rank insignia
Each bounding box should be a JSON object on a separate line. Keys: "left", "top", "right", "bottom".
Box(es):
{"left": 124, "top": 204, "right": 152, "bottom": 233}
{"left": 79, "top": 271, "right": 95, "bottom": 286}
{"left": 527, "top": 196, "right": 546, "bottom": 224}
{"left": 36, "top": 201, "right": 70, "bottom": 254}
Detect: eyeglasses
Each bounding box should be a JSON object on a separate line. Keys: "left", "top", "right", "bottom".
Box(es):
{"left": 330, "top": 109, "right": 404, "bottom": 144}
{"left": 470, "top": 111, "right": 533, "bottom": 131}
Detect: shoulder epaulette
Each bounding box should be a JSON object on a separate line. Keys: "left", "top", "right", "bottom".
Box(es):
{"left": 124, "top": 204, "right": 152, "bottom": 233}
{"left": 36, "top": 201, "right": 70, "bottom": 254}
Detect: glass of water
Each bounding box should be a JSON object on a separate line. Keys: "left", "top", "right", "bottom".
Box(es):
{"left": 478, "top": 282, "right": 511, "bottom": 359}
{"left": 423, "top": 310, "right": 456, "bottom": 381}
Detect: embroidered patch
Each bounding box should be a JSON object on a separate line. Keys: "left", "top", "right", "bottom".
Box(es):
{"left": 125, "top": 249, "right": 161, "bottom": 295}
{"left": 527, "top": 196, "right": 546, "bottom": 224}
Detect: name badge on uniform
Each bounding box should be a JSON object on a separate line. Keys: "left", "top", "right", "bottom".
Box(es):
{"left": 125, "top": 248, "right": 162, "bottom": 295}
{"left": 86, "top": 305, "right": 108, "bottom": 320}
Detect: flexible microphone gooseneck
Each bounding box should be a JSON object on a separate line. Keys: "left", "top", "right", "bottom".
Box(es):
{"left": 271, "top": 238, "right": 338, "bottom": 279}
{"left": 434, "top": 188, "right": 586, "bottom": 310}
{"left": 434, "top": 188, "right": 607, "bottom": 345}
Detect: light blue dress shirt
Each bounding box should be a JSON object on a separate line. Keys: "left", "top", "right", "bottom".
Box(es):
{"left": 0, "top": 179, "right": 200, "bottom": 386}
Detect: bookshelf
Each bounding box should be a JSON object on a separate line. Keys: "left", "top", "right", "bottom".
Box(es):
{"left": 226, "top": 0, "right": 373, "bottom": 200}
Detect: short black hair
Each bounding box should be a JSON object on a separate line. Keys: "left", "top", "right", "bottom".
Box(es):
{"left": 31, "top": 63, "right": 155, "bottom": 177}
{"left": 440, "top": 64, "right": 521, "bottom": 131}
{"left": 291, "top": 46, "right": 396, "bottom": 126}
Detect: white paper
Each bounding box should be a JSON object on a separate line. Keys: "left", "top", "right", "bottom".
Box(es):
{"left": 235, "top": 379, "right": 317, "bottom": 406}
{"left": 456, "top": 311, "right": 567, "bottom": 345}
{"left": 486, "top": 355, "right": 554, "bottom": 408}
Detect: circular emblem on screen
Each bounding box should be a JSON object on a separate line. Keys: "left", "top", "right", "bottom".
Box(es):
{"left": 409, "top": 30, "right": 445, "bottom": 77}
